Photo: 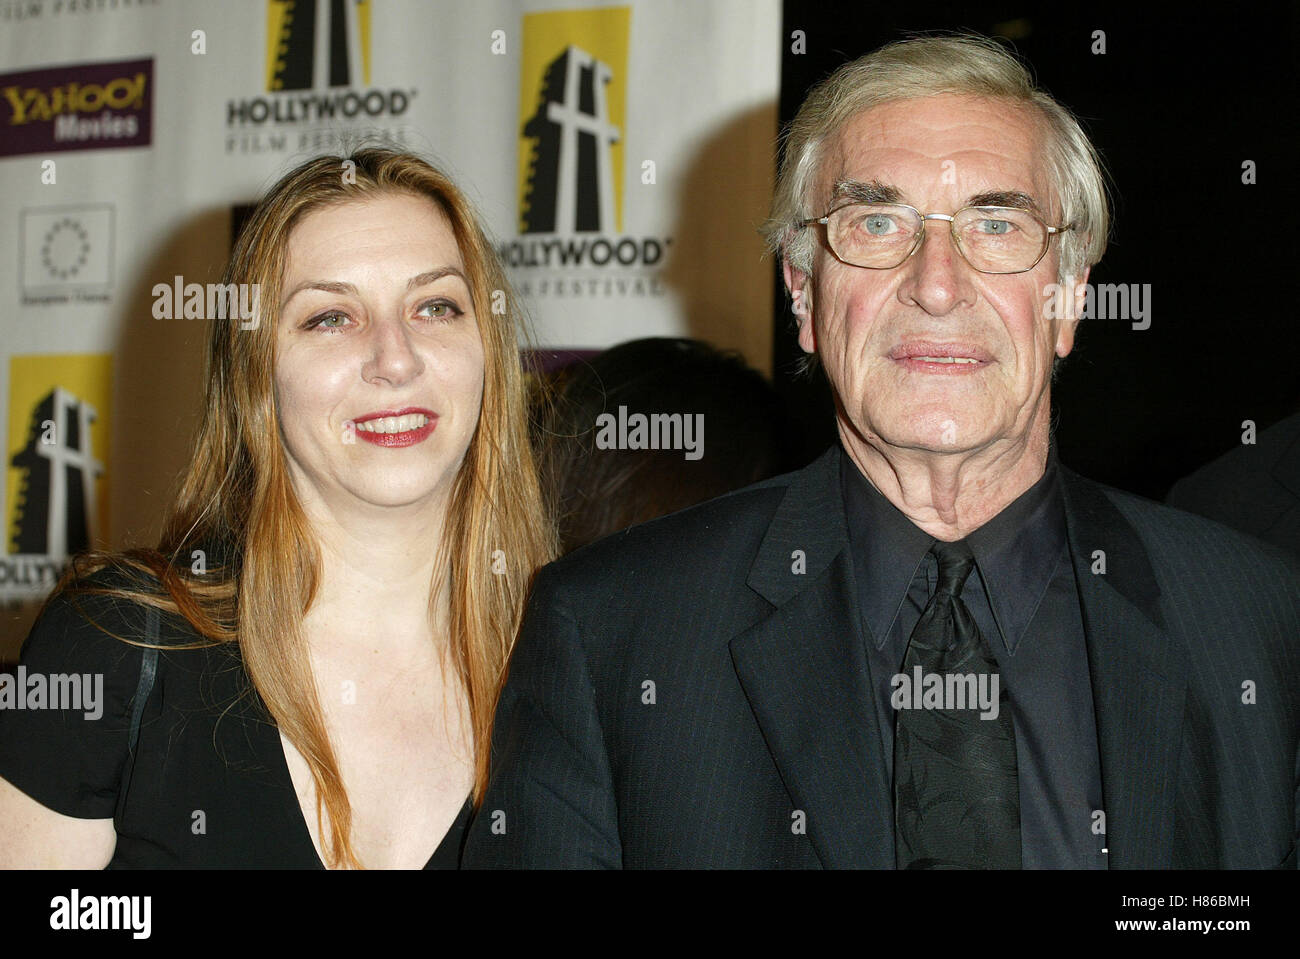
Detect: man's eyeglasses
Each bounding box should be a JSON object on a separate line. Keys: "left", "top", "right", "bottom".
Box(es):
{"left": 796, "top": 202, "right": 1074, "bottom": 275}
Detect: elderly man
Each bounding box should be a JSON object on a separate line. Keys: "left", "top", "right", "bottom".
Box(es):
{"left": 464, "top": 35, "right": 1299, "bottom": 869}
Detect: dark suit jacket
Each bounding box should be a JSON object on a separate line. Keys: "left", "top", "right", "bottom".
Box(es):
{"left": 464, "top": 446, "right": 1300, "bottom": 869}
{"left": 1167, "top": 411, "right": 1300, "bottom": 557}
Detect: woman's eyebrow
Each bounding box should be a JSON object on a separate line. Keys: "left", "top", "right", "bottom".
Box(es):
{"left": 406, "top": 266, "right": 468, "bottom": 291}
{"left": 281, "top": 267, "right": 469, "bottom": 308}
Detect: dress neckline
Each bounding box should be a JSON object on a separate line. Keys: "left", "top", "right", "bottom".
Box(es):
{"left": 265, "top": 721, "right": 472, "bottom": 869}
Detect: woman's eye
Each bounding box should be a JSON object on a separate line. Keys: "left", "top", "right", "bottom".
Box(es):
{"left": 305, "top": 311, "right": 350, "bottom": 331}
{"left": 417, "top": 299, "right": 463, "bottom": 321}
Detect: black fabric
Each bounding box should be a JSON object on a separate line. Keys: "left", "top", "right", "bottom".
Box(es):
{"left": 1167, "top": 410, "right": 1300, "bottom": 558}
{"left": 0, "top": 573, "right": 471, "bottom": 869}
{"left": 894, "top": 540, "right": 1020, "bottom": 869}
{"left": 842, "top": 449, "right": 1105, "bottom": 868}
{"left": 463, "top": 444, "right": 1300, "bottom": 869}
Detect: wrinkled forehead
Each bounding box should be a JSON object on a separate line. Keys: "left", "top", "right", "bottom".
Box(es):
{"left": 815, "top": 94, "right": 1057, "bottom": 218}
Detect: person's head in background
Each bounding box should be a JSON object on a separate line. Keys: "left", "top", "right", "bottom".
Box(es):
{"left": 537, "top": 337, "right": 791, "bottom": 554}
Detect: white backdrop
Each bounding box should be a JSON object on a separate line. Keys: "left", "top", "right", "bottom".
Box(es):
{"left": 0, "top": 0, "right": 781, "bottom": 650}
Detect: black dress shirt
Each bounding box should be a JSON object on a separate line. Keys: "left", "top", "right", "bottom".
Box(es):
{"left": 841, "top": 444, "right": 1108, "bottom": 868}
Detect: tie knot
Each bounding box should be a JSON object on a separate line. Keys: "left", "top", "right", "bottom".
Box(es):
{"left": 930, "top": 539, "right": 975, "bottom": 596}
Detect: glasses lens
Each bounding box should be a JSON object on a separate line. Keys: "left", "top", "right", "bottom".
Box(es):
{"left": 952, "top": 207, "right": 1048, "bottom": 273}
{"left": 826, "top": 203, "right": 921, "bottom": 268}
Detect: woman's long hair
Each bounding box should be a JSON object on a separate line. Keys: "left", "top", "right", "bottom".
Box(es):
{"left": 60, "top": 148, "right": 556, "bottom": 868}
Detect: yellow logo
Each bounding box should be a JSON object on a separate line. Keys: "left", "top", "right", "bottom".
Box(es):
{"left": 518, "top": 6, "right": 630, "bottom": 234}
{"left": 266, "top": 0, "right": 371, "bottom": 92}
{"left": 3, "top": 72, "right": 146, "bottom": 126}
{"left": 6, "top": 354, "right": 112, "bottom": 564}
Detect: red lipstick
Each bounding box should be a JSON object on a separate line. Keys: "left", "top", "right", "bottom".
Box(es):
{"left": 349, "top": 407, "right": 438, "bottom": 448}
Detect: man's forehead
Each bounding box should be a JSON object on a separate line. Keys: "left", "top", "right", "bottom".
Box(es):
{"left": 817, "top": 94, "right": 1052, "bottom": 210}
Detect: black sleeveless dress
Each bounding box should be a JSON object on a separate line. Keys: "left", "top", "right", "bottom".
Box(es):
{"left": 0, "top": 575, "right": 472, "bottom": 868}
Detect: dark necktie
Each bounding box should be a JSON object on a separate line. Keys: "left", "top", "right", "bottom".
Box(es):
{"left": 893, "top": 539, "right": 1021, "bottom": 869}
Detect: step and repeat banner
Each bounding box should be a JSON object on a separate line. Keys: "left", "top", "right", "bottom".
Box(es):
{"left": 0, "top": 0, "right": 781, "bottom": 652}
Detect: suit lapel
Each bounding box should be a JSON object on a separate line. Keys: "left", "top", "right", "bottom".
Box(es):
{"left": 1272, "top": 423, "right": 1300, "bottom": 501}
{"left": 729, "top": 447, "right": 891, "bottom": 868}
{"left": 1060, "top": 468, "right": 1187, "bottom": 869}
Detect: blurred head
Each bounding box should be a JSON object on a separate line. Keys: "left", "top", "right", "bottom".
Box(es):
{"left": 763, "top": 35, "right": 1109, "bottom": 462}
{"left": 538, "top": 337, "right": 790, "bottom": 552}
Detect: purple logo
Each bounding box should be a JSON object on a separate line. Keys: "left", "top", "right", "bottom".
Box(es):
{"left": 0, "top": 57, "right": 152, "bottom": 158}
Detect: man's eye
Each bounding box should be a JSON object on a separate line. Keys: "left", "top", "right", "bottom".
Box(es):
{"left": 976, "top": 218, "right": 1015, "bottom": 235}
{"left": 861, "top": 214, "right": 897, "bottom": 235}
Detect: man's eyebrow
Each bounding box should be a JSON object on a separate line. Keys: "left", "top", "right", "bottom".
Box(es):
{"left": 828, "top": 181, "right": 1050, "bottom": 219}
{"left": 966, "top": 190, "right": 1047, "bottom": 217}
{"left": 829, "top": 179, "right": 904, "bottom": 204}
{"left": 280, "top": 266, "right": 469, "bottom": 308}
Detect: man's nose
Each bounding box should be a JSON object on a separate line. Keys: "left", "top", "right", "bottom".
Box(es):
{"left": 897, "top": 216, "right": 977, "bottom": 315}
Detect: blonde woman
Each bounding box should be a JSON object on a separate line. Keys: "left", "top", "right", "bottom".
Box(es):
{"left": 0, "top": 149, "right": 554, "bottom": 868}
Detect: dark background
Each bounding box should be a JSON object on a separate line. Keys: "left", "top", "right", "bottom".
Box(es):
{"left": 772, "top": 2, "right": 1299, "bottom": 499}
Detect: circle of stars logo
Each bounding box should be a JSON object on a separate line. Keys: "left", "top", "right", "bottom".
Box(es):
{"left": 41, "top": 218, "right": 90, "bottom": 281}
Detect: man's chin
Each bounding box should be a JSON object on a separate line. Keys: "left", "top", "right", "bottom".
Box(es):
{"left": 844, "top": 412, "right": 993, "bottom": 456}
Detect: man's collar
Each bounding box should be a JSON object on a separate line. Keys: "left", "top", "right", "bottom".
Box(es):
{"left": 966, "top": 447, "right": 1067, "bottom": 652}
{"left": 838, "top": 451, "right": 931, "bottom": 649}
{"left": 840, "top": 444, "right": 1067, "bottom": 653}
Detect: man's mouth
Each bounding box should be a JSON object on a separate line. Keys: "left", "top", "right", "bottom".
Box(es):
{"left": 889, "top": 342, "right": 992, "bottom": 372}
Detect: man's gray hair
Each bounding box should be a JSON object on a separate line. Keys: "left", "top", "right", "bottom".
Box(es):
{"left": 764, "top": 34, "right": 1110, "bottom": 289}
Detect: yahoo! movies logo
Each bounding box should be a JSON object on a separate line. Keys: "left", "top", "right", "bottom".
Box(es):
{"left": 0, "top": 57, "right": 152, "bottom": 158}
{"left": 503, "top": 5, "right": 670, "bottom": 283}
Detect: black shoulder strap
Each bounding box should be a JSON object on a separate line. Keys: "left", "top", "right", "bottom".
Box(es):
{"left": 128, "top": 607, "right": 159, "bottom": 754}
{"left": 117, "top": 607, "right": 159, "bottom": 822}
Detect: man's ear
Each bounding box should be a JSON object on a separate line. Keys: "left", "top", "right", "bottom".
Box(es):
{"left": 783, "top": 256, "right": 815, "bottom": 354}
{"left": 1056, "top": 265, "right": 1091, "bottom": 358}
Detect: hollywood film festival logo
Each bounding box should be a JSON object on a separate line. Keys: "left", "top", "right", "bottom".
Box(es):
{"left": 502, "top": 18, "right": 671, "bottom": 301}
{"left": 3, "top": 386, "right": 103, "bottom": 600}
{"left": 225, "top": 0, "right": 415, "bottom": 155}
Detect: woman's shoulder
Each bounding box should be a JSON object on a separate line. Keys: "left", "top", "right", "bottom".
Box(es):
{"left": 22, "top": 562, "right": 208, "bottom": 676}
{"left": 26, "top": 567, "right": 149, "bottom": 664}
{"left": 0, "top": 563, "right": 180, "bottom": 819}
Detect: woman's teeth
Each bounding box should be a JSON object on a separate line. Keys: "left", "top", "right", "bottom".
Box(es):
{"left": 355, "top": 413, "right": 428, "bottom": 433}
